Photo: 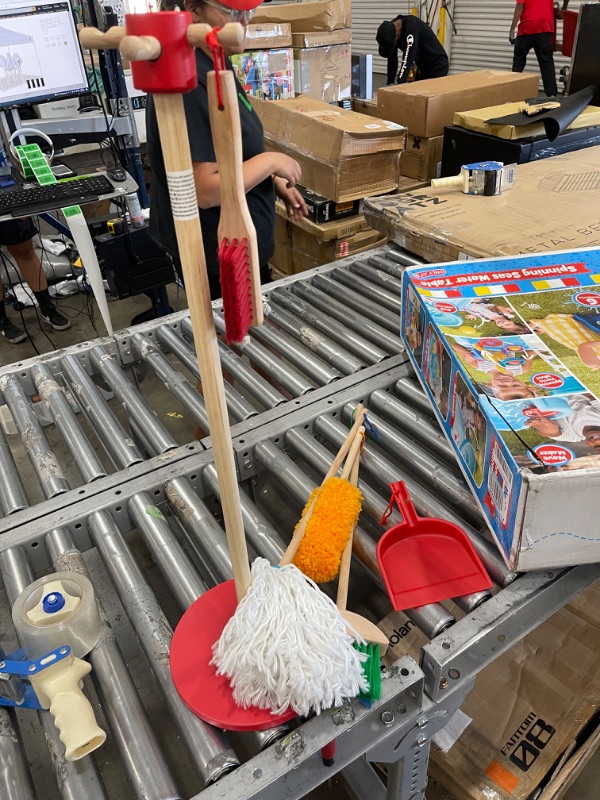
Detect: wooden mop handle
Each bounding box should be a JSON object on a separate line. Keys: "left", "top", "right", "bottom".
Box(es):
{"left": 280, "top": 404, "right": 366, "bottom": 566}
{"left": 337, "top": 429, "right": 364, "bottom": 612}
{"left": 154, "top": 94, "right": 251, "bottom": 600}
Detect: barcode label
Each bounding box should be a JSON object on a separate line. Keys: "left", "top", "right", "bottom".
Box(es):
{"left": 488, "top": 440, "right": 513, "bottom": 526}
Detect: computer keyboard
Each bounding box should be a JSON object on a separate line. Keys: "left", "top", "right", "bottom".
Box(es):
{"left": 0, "top": 174, "right": 117, "bottom": 217}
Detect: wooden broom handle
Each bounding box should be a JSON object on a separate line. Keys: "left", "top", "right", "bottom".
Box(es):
{"left": 207, "top": 70, "right": 263, "bottom": 327}
{"left": 280, "top": 404, "right": 366, "bottom": 566}
{"left": 153, "top": 93, "right": 251, "bottom": 600}
{"left": 337, "top": 430, "right": 363, "bottom": 612}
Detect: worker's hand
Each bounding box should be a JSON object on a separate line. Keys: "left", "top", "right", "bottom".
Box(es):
{"left": 270, "top": 153, "right": 302, "bottom": 188}
{"left": 275, "top": 178, "right": 308, "bottom": 221}
{"left": 509, "top": 30, "right": 516, "bottom": 44}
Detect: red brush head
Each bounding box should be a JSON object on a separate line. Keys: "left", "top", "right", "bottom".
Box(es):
{"left": 126, "top": 12, "right": 198, "bottom": 94}
{"left": 219, "top": 238, "right": 253, "bottom": 344}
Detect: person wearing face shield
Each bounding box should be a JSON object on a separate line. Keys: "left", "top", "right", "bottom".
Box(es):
{"left": 146, "top": 0, "right": 308, "bottom": 299}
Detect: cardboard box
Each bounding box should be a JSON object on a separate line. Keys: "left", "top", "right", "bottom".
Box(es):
{"left": 364, "top": 147, "right": 600, "bottom": 262}
{"left": 244, "top": 22, "right": 292, "bottom": 50}
{"left": 441, "top": 124, "right": 600, "bottom": 179}
{"left": 402, "top": 247, "right": 600, "bottom": 570}
{"left": 291, "top": 28, "right": 351, "bottom": 48}
{"left": 231, "top": 49, "right": 294, "bottom": 101}
{"left": 352, "top": 95, "right": 381, "bottom": 118}
{"left": 250, "top": 95, "right": 406, "bottom": 201}
{"left": 377, "top": 71, "right": 540, "bottom": 138}
{"left": 381, "top": 583, "right": 600, "bottom": 800}
{"left": 296, "top": 185, "right": 362, "bottom": 225}
{"left": 273, "top": 204, "right": 384, "bottom": 273}
{"left": 271, "top": 214, "right": 294, "bottom": 275}
{"left": 454, "top": 102, "right": 600, "bottom": 141}
{"left": 400, "top": 134, "right": 444, "bottom": 181}
{"left": 253, "top": 0, "right": 351, "bottom": 33}
{"left": 294, "top": 43, "right": 351, "bottom": 103}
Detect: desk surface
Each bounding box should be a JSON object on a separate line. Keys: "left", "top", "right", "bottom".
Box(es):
{"left": 0, "top": 169, "right": 139, "bottom": 224}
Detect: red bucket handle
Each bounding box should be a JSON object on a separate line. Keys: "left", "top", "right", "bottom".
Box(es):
{"left": 385, "top": 481, "right": 419, "bottom": 528}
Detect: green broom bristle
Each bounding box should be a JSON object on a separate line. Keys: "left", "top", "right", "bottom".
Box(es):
{"left": 355, "top": 642, "right": 382, "bottom": 702}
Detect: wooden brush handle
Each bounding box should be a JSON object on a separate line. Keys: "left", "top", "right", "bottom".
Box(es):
{"left": 279, "top": 404, "right": 365, "bottom": 566}
{"left": 207, "top": 70, "right": 263, "bottom": 328}
{"left": 153, "top": 93, "right": 251, "bottom": 601}
{"left": 336, "top": 432, "right": 363, "bottom": 612}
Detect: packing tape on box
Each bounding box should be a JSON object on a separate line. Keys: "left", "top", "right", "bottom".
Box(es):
{"left": 15, "top": 143, "right": 113, "bottom": 337}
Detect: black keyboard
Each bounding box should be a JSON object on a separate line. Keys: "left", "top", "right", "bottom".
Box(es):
{"left": 0, "top": 174, "right": 117, "bottom": 217}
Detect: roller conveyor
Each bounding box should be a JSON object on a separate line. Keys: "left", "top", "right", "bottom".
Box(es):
{"left": 0, "top": 246, "right": 595, "bottom": 800}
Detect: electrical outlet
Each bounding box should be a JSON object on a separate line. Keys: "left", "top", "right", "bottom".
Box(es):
{"left": 94, "top": 0, "right": 125, "bottom": 29}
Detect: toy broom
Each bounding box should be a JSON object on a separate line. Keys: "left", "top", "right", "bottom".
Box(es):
{"left": 282, "top": 406, "right": 366, "bottom": 583}
{"left": 206, "top": 33, "right": 263, "bottom": 344}
{"left": 81, "top": 15, "right": 368, "bottom": 723}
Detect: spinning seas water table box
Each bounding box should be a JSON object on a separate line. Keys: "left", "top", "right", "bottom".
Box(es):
{"left": 401, "top": 247, "right": 600, "bottom": 571}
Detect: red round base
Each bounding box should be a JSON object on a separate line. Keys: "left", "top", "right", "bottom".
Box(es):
{"left": 170, "top": 580, "right": 297, "bottom": 731}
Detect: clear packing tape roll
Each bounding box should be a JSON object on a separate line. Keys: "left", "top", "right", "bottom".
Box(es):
{"left": 12, "top": 572, "right": 106, "bottom": 761}
{"left": 15, "top": 142, "right": 114, "bottom": 336}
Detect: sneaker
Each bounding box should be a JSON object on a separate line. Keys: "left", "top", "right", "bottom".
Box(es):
{"left": 0, "top": 316, "right": 27, "bottom": 344}
{"left": 41, "top": 304, "right": 71, "bottom": 331}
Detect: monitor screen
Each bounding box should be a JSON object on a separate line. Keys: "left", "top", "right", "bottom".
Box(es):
{"left": 0, "top": 0, "right": 89, "bottom": 109}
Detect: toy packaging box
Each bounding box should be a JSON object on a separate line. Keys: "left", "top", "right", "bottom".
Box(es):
{"left": 231, "top": 49, "right": 295, "bottom": 102}
{"left": 401, "top": 247, "right": 600, "bottom": 571}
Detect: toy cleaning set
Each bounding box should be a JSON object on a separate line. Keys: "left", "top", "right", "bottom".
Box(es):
{"left": 402, "top": 247, "right": 600, "bottom": 571}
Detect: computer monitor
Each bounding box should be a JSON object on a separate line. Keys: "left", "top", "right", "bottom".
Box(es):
{"left": 566, "top": 2, "right": 600, "bottom": 106}
{"left": 0, "top": 0, "right": 89, "bottom": 109}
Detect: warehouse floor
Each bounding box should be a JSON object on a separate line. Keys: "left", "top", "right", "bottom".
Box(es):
{"left": 0, "top": 283, "right": 597, "bottom": 800}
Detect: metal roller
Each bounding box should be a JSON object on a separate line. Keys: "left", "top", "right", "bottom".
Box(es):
{"left": 291, "top": 280, "right": 405, "bottom": 355}
{"left": 311, "top": 272, "right": 399, "bottom": 332}
{"left": 331, "top": 267, "right": 402, "bottom": 313}
{"left": 156, "top": 324, "right": 262, "bottom": 421}
{"left": 386, "top": 247, "right": 425, "bottom": 267}
{"left": 394, "top": 377, "right": 438, "bottom": 418}
{"left": 0, "top": 424, "right": 29, "bottom": 516}
{"left": 31, "top": 364, "right": 107, "bottom": 484}
{"left": 211, "top": 312, "right": 316, "bottom": 398}
{"left": 44, "top": 528, "right": 181, "bottom": 800}
{"left": 61, "top": 354, "right": 143, "bottom": 470}
{"left": 0, "top": 374, "right": 70, "bottom": 500}
{"left": 87, "top": 510, "right": 239, "bottom": 787}
{"left": 269, "top": 288, "right": 390, "bottom": 365}
{"left": 250, "top": 319, "right": 343, "bottom": 385}
{"left": 262, "top": 306, "right": 365, "bottom": 375}
{"left": 366, "top": 254, "right": 407, "bottom": 280}
{"left": 89, "top": 347, "right": 178, "bottom": 456}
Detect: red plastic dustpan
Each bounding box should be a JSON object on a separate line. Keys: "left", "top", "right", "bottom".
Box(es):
{"left": 376, "top": 481, "right": 492, "bottom": 610}
{"left": 170, "top": 580, "right": 296, "bottom": 731}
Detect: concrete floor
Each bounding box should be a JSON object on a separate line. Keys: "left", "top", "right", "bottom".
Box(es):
{"left": 0, "top": 285, "right": 597, "bottom": 800}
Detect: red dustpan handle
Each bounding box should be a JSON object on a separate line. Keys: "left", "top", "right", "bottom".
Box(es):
{"left": 390, "top": 481, "right": 419, "bottom": 528}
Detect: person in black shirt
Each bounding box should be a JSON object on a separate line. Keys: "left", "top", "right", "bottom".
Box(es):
{"left": 376, "top": 16, "right": 449, "bottom": 85}
{"left": 147, "top": 0, "right": 307, "bottom": 300}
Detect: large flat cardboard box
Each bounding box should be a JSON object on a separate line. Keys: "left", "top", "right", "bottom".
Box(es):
{"left": 400, "top": 134, "right": 444, "bottom": 181}
{"left": 454, "top": 101, "right": 600, "bottom": 141}
{"left": 250, "top": 95, "right": 406, "bottom": 202}
{"left": 378, "top": 71, "right": 540, "bottom": 138}
{"left": 381, "top": 584, "right": 600, "bottom": 800}
{"left": 293, "top": 43, "right": 351, "bottom": 103}
{"left": 364, "top": 147, "right": 600, "bottom": 263}
{"left": 402, "top": 247, "right": 600, "bottom": 570}
{"left": 244, "top": 22, "right": 292, "bottom": 50}
{"left": 253, "top": 0, "right": 351, "bottom": 33}
{"left": 291, "top": 28, "right": 351, "bottom": 48}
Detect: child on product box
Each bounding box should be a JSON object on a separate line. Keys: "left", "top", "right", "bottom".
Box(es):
{"left": 524, "top": 394, "right": 600, "bottom": 450}
{"left": 453, "top": 342, "right": 539, "bottom": 400}
{"left": 462, "top": 298, "right": 529, "bottom": 335}
{"left": 530, "top": 314, "right": 600, "bottom": 369}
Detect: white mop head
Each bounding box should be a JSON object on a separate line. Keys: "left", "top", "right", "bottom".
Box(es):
{"left": 211, "top": 558, "right": 368, "bottom": 717}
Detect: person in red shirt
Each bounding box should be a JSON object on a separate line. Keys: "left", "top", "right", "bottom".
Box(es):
{"left": 510, "top": 0, "right": 557, "bottom": 96}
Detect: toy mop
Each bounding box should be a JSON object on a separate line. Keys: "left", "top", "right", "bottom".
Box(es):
{"left": 81, "top": 15, "right": 368, "bottom": 725}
